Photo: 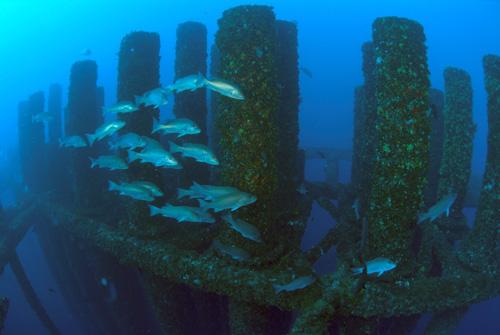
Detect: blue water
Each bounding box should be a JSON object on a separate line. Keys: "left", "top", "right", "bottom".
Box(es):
{"left": 0, "top": 0, "right": 499, "bottom": 334}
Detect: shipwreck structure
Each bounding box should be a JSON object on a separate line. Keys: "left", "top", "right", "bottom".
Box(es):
{"left": 1, "top": 6, "right": 498, "bottom": 335}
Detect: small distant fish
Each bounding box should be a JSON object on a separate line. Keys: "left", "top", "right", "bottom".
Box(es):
{"left": 222, "top": 214, "right": 262, "bottom": 243}
{"left": 351, "top": 257, "right": 397, "bottom": 277}
{"left": 103, "top": 101, "right": 139, "bottom": 114}
{"left": 86, "top": 120, "right": 126, "bottom": 145}
{"left": 300, "top": 67, "right": 313, "bottom": 79}
{"left": 100, "top": 277, "right": 109, "bottom": 287}
{"left": 152, "top": 118, "right": 201, "bottom": 138}
{"left": 135, "top": 87, "right": 169, "bottom": 108}
{"left": 108, "top": 181, "right": 154, "bottom": 202}
{"left": 296, "top": 183, "right": 308, "bottom": 195}
{"left": 80, "top": 48, "right": 92, "bottom": 56}
{"left": 90, "top": 155, "right": 128, "bottom": 171}
{"left": 204, "top": 78, "right": 245, "bottom": 100}
{"left": 59, "top": 135, "right": 87, "bottom": 148}
{"left": 167, "top": 73, "right": 206, "bottom": 93}
{"left": 177, "top": 182, "right": 239, "bottom": 201}
{"left": 109, "top": 132, "right": 146, "bottom": 150}
{"left": 149, "top": 204, "right": 215, "bottom": 223}
{"left": 212, "top": 240, "right": 250, "bottom": 261}
{"left": 198, "top": 190, "right": 257, "bottom": 213}
{"left": 130, "top": 181, "right": 163, "bottom": 197}
{"left": 32, "top": 112, "right": 54, "bottom": 123}
{"left": 352, "top": 198, "right": 360, "bottom": 221}
{"left": 418, "top": 193, "right": 457, "bottom": 224}
{"left": 169, "top": 141, "right": 219, "bottom": 166}
{"left": 273, "top": 275, "right": 316, "bottom": 294}
{"left": 128, "top": 147, "right": 180, "bottom": 169}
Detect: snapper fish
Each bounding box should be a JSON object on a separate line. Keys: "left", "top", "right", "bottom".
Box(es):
{"left": 149, "top": 204, "right": 215, "bottom": 223}
{"left": 198, "top": 190, "right": 257, "bottom": 213}
{"left": 109, "top": 132, "right": 146, "bottom": 150}
{"left": 108, "top": 181, "right": 154, "bottom": 202}
{"left": 273, "top": 275, "right": 316, "bottom": 294}
{"left": 204, "top": 78, "right": 245, "bottom": 100}
{"left": 212, "top": 240, "right": 250, "bottom": 261}
{"left": 130, "top": 181, "right": 164, "bottom": 197}
{"left": 167, "top": 73, "right": 206, "bottom": 93}
{"left": 90, "top": 155, "right": 128, "bottom": 171}
{"left": 59, "top": 135, "right": 87, "bottom": 148}
{"left": 351, "top": 257, "right": 397, "bottom": 277}
{"left": 222, "top": 214, "right": 262, "bottom": 243}
{"left": 103, "top": 101, "right": 139, "bottom": 114}
{"left": 177, "top": 182, "right": 239, "bottom": 201}
{"left": 128, "top": 147, "right": 180, "bottom": 169}
{"left": 32, "top": 112, "right": 54, "bottom": 123}
{"left": 152, "top": 118, "right": 201, "bottom": 138}
{"left": 169, "top": 141, "right": 219, "bottom": 166}
{"left": 418, "top": 193, "right": 457, "bottom": 224}
{"left": 86, "top": 120, "right": 126, "bottom": 145}
{"left": 135, "top": 87, "right": 169, "bottom": 109}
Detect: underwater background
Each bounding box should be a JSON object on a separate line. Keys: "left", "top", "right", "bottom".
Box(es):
{"left": 0, "top": 0, "right": 499, "bottom": 334}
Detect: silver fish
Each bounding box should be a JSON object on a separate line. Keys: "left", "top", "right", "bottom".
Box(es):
{"left": 169, "top": 141, "right": 219, "bottom": 166}
{"left": 130, "top": 181, "right": 164, "bottom": 197}
{"left": 222, "top": 214, "right": 262, "bottom": 243}
{"left": 103, "top": 101, "right": 139, "bottom": 114}
{"left": 204, "top": 78, "right": 245, "bottom": 100}
{"left": 108, "top": 181, "right": 154, "bottom": 202}
{"left": 90, "top": 155, "right": 128, "bottom": 171}
{"left": 109, "top": 132, "right": 146, "bottom": 150}
{"left": 351, "top": 257, "right": 397, "bottom": 277}
{"left": 149, "top": 204, "right": 215, "bottom": 223}
{"left": 135, "top": 87, "right": 169, "bottom": 108}
{"left": 418, "top": 193, "right": 457, "bottom": 224}
{"left": 296, "top": 183, "right": 308, "bottom": 195}
{"left": 128, "top": 148, "right": 180, "bottom": 169}
{"left": 59, "top": 135, "right": 87, "bottom": 148}
{"left": 167, "top": 73, "right": 206, "bottom": 93}
{"left": 177, "top": 182, "right": 239, "bottom": 200}
{"left": 152, "top": 118, "right": 201, "bottom": 138}
{"left": 86, "top": 120, "right": 126, "bottom": 145}
{"left": 212, "top": 240, "right": 250, "bottom": 261}
{"left": 32, "top": 112, "right": 54, "bottom": 123}
{"left": 273, "top": 275, "right": 316, "bottom": 294}
{"left": 198, "top": 190, "right": 257, "bottom": 213}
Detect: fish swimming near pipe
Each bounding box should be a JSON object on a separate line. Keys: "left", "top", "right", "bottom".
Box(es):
{"left": 351, "top": 257, "right": 397, "bottom": 277}
{"left": 90, "top": 155, "right": 128, "bottom": 171}
{"left": 86, "top": 120, "right": 126, "bottom": 145}
{"left": 167, "top": 73, "right": 206, "bottom": 93}
{"left": 32, "top": 112, "right": 54, "bottom": 123}
{"left": 109, "top": 132, "right": 146, "bottom": 151}
{"left": 203, "top": 78, "right": 245, "bottom": 100}
{"left": 152, "top": 118, "right": 201, "bottom": 138}
{"left": 128, "top": 147, "right": 180, "bottom": 169}
{"left": 222, "top": 214, "right": 263, "bottom": 243}
{"left": 418, "top": 193, "right": 457, "bottom": 224}
{"left": 169, "top": 141, "right": 219, "bottom": 166}
{"left": 108, "top": 181, "right": 155, "bottom": 202}
{"left": 212, "top": 240, "right": 250, "bottom": 261}
{"left": 273, "top": 275, "right": 316, "bottom": 294}
{"left": 103, "top": 101, "right": 139, "bottom": 114}
{"left": 198, "top": 190, "right": 257, "bottom": 212}
{"left": 149, "top": 204, "right": 215, "bottom": 223}
{"left": 135, "top": 87, "right": 169, "bottom": 109}
{"left": 177, "top": 182, "right": 240, "bottom": 201}
{"left": 59, "top": 135, "right": 87, "bottom": 148}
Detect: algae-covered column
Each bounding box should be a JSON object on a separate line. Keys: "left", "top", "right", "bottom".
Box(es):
{"left": 425, "top": 88, "right": 445, "bottom": 206}
{"left": 459, "top": 55, "right": 500, "bottom": 270}
{"left": 367, "top": 17, "right": 430, "bottom": 264}
{"left": 351, "top": 85, "right": 365, "bottom": 191}
{"left": 47, "top": 84, "right": 62, "bottom": 144}
{"left": 437, "top": 68, "right": 474, "bottom": 217}
{"left": 352, "top": 42, "right": 377, "bottom": 214}
{"left": 216, "top": 5, "right": 282, "bottom": 335}
{"left": 117, "top": 31, "right": 161, "bottom": 222}
{"left": 66, "top": 60, "right": 103, "bottom": 207}
{"left": 209, "top": 44, "right": 221, "bottom": 162}
{"left": 276, "top": 20, "right": 300, "bottom": 216}
{"left": 173, "top": 22, "right": 209, "bottom": 184}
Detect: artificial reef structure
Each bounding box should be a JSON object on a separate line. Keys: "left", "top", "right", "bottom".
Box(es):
{"left": 1, "top": 6, "right": 498, "bottom": 335}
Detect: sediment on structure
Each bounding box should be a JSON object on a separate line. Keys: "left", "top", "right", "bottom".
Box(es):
{"left": 459, "top": 55, "right": 500, "bottom": 271}
{"left": 437, "top": 68, "right": 474, "bottom": 217}
{"left": 173, "top": 21, "right": 209, "bottom": 185}
{"left": 65, "top": 60, "right": 104, "bottom": 207}
{"left": 367, "top": 17, "right": 431, "bottom": 265}
{"left": 354, "top": 42, "right": 377, "bottom": 215}
{"left": 425, "top": 88, "right": 445, "bottom": 206}
{"left": 276, "top": 20, "right": 300, "bottom": 218}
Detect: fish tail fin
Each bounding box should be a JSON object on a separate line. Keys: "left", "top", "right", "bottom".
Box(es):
{"left": 177, "top": 188, "right": 191, "bottom": 199}
{"left": 152, "top": 118, "right": 160, "bottom": 133}
{"left": 417, "top": 212, "right": 427, "bottom": 224}
{"left": 169, "top": 141, "right": 181, "bottom": 154}
{"left": 86, "top": 133, "right": 96, "bottom": 146}
{"left": 149, "top": 205, "right": 161, "bottom": 217}
{"left": 192, "top": 181, "right": 202, "bottom": 189}
{"left": 127, "top": 150, "right": 140, "bottom": 163}
{"left": 272, "top": 284, "right": 283, "bottom": 294}
{"left": 108, "top": 181, "right": 119, "bottom": 192}
{"left": 198, "top": 198, "right": 209, "bottom": 208}
{"left": 58, "top": 138, "right": 64, "bottom": 148}
{"left": 109, "top": 142, "right": 117, "bottom": 151}
{"left": 351, "top": 266, "right": 363, "bottom": 276}
{"left": 89, "top": 157, "right": 96, "bottom": 168}
{"left": 134, "top": 95, "right": 144, "bottom": 106}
